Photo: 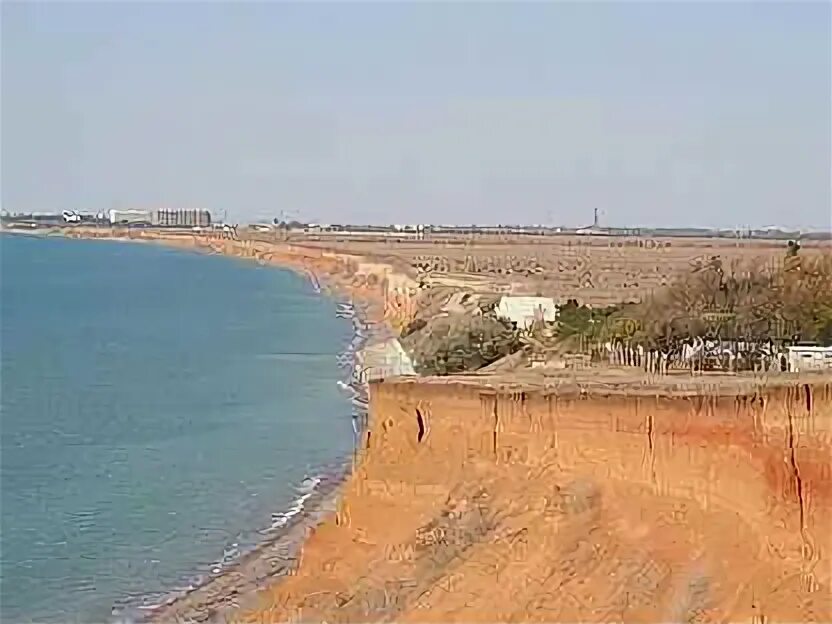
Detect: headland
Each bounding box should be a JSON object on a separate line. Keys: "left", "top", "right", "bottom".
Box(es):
{"left": 22, "top": 225, "right": 832, "bottom": 623}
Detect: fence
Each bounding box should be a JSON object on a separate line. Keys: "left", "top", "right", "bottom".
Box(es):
{"left": 589, "top": 338, "right": 790, "bottom": 375}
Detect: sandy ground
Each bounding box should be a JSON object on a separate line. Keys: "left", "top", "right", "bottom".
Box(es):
{"left": 39, "top": 227, "right": 832, "bottom": 623}
{"left": 281, "top": 231, "right": 832, "bottom": 306}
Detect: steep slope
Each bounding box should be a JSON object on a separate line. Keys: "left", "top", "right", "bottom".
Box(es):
{"left": 243, "top": 374, "right": 832, "bottom": 623}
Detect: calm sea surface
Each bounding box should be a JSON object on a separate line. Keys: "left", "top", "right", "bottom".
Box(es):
{"left": 0, "top": 235, "right": 354, "bottom": 622}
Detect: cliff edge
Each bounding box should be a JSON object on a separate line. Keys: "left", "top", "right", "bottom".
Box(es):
{"left": 243, "top": 373, "right": 832, "bottom": 623}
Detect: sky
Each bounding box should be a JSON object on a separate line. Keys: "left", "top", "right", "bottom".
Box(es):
{"left": 2, "top": 1, "right": 830, "bottom": 229}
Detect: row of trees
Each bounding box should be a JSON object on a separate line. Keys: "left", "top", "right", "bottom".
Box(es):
{"left": 592, "top": 255, "right": 832, "bottom": 348}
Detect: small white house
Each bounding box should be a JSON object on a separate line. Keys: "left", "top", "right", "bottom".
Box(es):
{"left": 495, "top": 296, "right": 558, "bottom": 330}
{"left": 787, "top": 346, "right": 832, "bottom": 372}
{"left": 357, "top": 338, "right": 416, "bottom": 382}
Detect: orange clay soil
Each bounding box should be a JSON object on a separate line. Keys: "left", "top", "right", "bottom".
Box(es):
{"left": 239, "top": 375, "right": 832, "bottom": 623}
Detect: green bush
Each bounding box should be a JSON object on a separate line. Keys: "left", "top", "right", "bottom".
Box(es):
{"left": 402, "top": 313, "right": 521, "bottom": 376}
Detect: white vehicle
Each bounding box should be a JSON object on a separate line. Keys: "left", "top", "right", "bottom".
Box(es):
{"left": 62, "top": 210, "right": 81, "bottom": 223}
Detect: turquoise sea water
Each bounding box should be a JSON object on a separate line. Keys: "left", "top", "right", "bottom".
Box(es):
{"left": 0, "top": 235, "right": 354, "bottom": 622}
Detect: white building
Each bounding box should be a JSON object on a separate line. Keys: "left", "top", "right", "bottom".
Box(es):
{"left": 357, "top": 338, "right": 416, "bottom": 382}
{"left": 787, "top": 346, "right": 832, "bottom": 372}
{"left": 108, "top": 209, "right": 152, "bottom": 225}
{"left": 495, "top": 296, "right": 558, "bottom": 330}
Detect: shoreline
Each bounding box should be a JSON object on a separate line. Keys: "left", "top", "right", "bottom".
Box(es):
{"left": 16, "top": 229, "right": 393, "bottom": 623}
{"left": 9, "top": 228, "right": 832, "bottom": 622}
{"left": 135, "top": 235, "right": 387, "bottom": 623}
{"left": 138, "top": 245, "right": 385, "bottom": 622}
{"left": 118, "top": 461, "right": 354, "bottom": 624}
{"left": 122, "top": 303, "right": 375, "bottom": 624}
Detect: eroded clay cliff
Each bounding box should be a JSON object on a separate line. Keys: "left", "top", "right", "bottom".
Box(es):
{"left": 244, "top": 375, "right": 832, "bottom": 623}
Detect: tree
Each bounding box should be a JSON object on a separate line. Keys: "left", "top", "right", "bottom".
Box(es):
{"left": 555, "top": 300, "right": 621, "bottom": 342}
{"left": 623, "top": 254, "right": 832, "bottom": 346}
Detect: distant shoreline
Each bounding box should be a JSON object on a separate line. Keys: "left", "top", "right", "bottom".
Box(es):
{"left": 3, "top": 220, "right": 831, "bottom": 241}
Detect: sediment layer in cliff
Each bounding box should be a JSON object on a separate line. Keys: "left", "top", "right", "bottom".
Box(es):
{"left": 244, "top": 374, "right": 832, "bottom": 623}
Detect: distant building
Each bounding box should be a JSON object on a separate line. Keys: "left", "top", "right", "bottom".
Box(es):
{"left": 108, "top": 209, "right": 152, "bottom": 225}
{"left": 787, "top": 346, "right": 832, "bottom": 372}
{"left": 495, "top": 296, "right": 558, "bottom": 330}
{"left": 152, "top": 209, "right": 211, "bottom": 228}
{"left": 575, "top": 208, "right": 640, "bottom": 236}
{"left": 576, "top": 208, "right": 608, "bottom": 235}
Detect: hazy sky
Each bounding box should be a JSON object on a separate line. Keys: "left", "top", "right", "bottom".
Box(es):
{"left": 2, "top": 1, "right": 830, "bottom": 228}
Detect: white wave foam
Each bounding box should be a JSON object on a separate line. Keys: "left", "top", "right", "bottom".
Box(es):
{"left": 268, "top": 491, "right": 313, "bottom": 531}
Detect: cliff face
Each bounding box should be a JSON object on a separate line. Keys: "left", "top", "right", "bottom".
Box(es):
{"left": 246, "top": 378, "right": 832, "bottom": 623}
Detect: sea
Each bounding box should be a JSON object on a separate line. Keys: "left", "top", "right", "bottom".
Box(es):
{"left": 0, "top": 234, "right": 356, "bottom": 623}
